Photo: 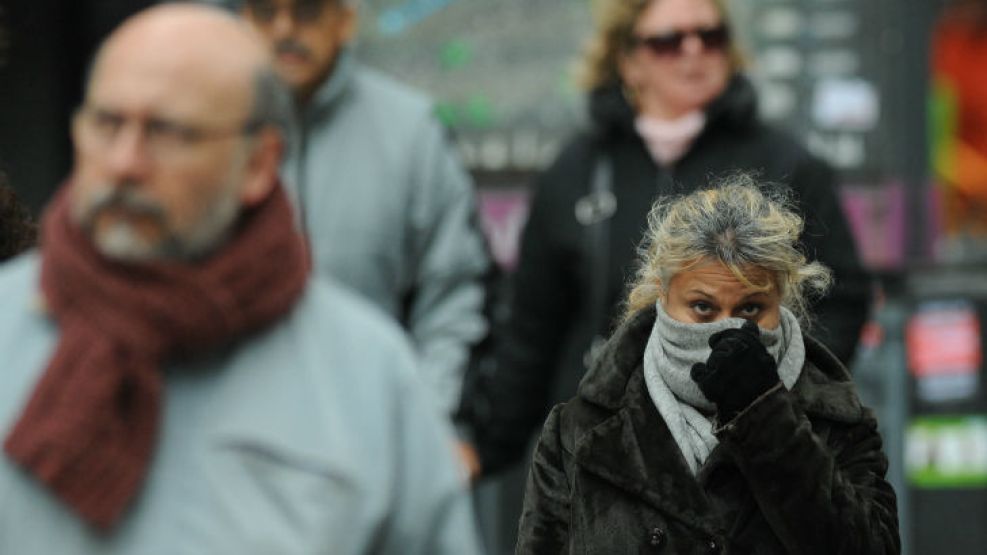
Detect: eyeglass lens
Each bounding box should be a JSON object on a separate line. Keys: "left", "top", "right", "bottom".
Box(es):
{"left": 637, "top": 25, "right": 730, "bottom": 56}
{"left": 246, "top": 0, "right": 329, "bottom": 24}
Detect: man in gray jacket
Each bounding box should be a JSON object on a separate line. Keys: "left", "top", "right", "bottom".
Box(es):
{"left": 0, "top": 5, "right": 481, "bottom": 553}
{"left": 239, "top": 0, "right": 491, "bottom": 427}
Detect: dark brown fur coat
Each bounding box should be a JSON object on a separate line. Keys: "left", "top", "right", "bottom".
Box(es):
{"left": 517, "top": 307, "right": 900, "bottom": 554}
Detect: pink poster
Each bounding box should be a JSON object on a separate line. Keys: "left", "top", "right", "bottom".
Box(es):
{"left": 839, "top": 182, "right": 906, "bottom": 271}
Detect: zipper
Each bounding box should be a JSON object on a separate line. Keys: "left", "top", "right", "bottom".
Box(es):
{"left": 293, "top": 108, "right": 310, "bottom": 234}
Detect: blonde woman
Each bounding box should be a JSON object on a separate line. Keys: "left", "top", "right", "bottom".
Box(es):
{"left": 517, "top": 179, "right": 899, "bottom": 554}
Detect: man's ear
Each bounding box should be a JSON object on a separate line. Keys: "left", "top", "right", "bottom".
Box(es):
{"left": 240, "top": 127, "right": 283, "bottom": 207}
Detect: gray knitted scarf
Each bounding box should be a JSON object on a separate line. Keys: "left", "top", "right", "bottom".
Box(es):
{"left": 642, "top": 301, "right": 805, "bottom": 475}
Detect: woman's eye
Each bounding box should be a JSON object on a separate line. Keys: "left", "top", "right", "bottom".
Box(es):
{"left": 691, "top": 302, "right": 713, "bottom": 315}
{"left": 738, "top": 304, "right": 762, "bottom": 317}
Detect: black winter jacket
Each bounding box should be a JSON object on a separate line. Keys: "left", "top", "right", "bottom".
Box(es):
{"left": 517, "top": 307, "right": 900, "bottom": 555}
{"left": 469, "top": 76, "right": 872, "bottom": 473}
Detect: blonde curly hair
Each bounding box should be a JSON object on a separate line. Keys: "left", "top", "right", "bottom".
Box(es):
{"left": 624, "top": 174, "right": 833, "bottom": 328}
{"left": 578, "top": 0, "right": 744, "bottom": 90}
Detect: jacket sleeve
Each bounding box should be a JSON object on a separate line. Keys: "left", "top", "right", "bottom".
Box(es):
{"left": 376, "top": 342, "right": 485, "bottom": 555}
{"left": 790, "top": 155, "right": 872, "bottom": 364}
{"left": 404, "top": 113, "right": 491, "bottom": 417}
{"left": 517, "top": 404, "right": 571, "bottom": 555}
{"left": 716, "top": 388, "right": 900, "bottom": 554}
{"left": 467, "top": 157, "right": 581, "bottom": 473}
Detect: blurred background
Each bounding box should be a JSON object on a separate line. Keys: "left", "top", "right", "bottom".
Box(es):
{"left": 2, "top": 0, "right": 987, "bottom": 553}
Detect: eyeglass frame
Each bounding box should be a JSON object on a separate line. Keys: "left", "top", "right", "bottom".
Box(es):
{"left": 243, "top": 0, "right": 341, "bottom": 25}
{"left": 630, "top": 24, "right": 731, "bottom": 57}
{"left": 73, "top": 104, "right": 265, "bottom": 162}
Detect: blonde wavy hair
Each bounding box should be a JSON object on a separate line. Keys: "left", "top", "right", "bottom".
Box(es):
{"left": 624, "top": 174, "right": 833, "bottom": 327}
{"left": 578, "top": 0, "right": 744, "bottom": 90}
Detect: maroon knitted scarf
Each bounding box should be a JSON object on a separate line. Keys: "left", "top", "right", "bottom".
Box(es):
{"left": 4, "top": 183, "right": 309, "bottom": 530}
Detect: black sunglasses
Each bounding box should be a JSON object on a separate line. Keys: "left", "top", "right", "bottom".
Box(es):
{"left": 632, "top": 25, "right": 731, "bottom": 56}
{"left": 245, "top": 0, "right": 332, "bottom": 24}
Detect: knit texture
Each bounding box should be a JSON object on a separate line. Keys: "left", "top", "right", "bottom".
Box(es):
{"left": 642, "top": 301, "right": 804, "bottom": 474}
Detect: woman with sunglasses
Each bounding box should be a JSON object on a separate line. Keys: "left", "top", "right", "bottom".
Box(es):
{"left": 462, "top": 0, "right": 871, "bottom": 483}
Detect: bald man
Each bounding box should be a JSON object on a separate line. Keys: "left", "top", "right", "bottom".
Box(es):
{"left": 0, "top": 5, "right": 481, "bottom": 554}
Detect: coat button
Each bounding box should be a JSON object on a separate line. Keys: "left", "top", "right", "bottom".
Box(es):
{"left": 707, "top": 538, "right": 721, "bottom": 553}
{"left": 647, "top": 527, "right": 666, "bottom": 549}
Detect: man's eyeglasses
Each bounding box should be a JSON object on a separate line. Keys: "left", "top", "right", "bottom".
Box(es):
{"left": 632, "top": 25, "right": 730, "bottom": 57}
{"left": 75, "top": 106, "right": 263, "bottom": 162}
{"left": 245, "top": 0, "right": 332, "bottom": 25}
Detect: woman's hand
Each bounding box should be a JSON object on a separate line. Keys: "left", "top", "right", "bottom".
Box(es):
{"left": 690, "top": 320, "right": 780, "bottom": 420}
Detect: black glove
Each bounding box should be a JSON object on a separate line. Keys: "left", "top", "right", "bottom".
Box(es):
{"left": 690, "top": 320, "right": 780, "bottom": 421}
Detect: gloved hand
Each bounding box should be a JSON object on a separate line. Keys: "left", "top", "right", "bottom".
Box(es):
{"left": 690, "top": 320, "right": 780, "bottom": 421}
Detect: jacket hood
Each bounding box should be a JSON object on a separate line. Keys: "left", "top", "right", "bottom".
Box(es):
{"left": 578, "top": 306, "right": 864, "bottom": 424}
{"left": 587, "top": 74, "right": 759, "bottom": 139}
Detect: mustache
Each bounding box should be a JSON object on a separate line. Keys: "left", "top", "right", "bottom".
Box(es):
{"left": 274, "top": 39, "right": 312, "bottom": 60}
{"left": 81, "top": 186, "right": 167, "bottom": 225}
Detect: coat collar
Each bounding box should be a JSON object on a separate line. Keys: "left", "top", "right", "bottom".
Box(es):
{"left": 570, "top": 306, "right": 863, "bottom": 528}
{"left": 301, "top": 48, "right": 357, "bottom": 120}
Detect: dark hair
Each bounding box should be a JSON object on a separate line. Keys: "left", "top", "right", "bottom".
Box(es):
{"left": 0, "top": 174, "right": 37, "bottom": 261}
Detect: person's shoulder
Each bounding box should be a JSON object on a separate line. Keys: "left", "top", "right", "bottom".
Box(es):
{"left": 552, "top": 131, "right": 599, "bottom": 168}
{"left": 225, "top": 276, "right": 423, "bottom": 423}
{"left": 298, "top": 276, "right": 413, "bottom": 354}
{"left": 543, "top": 392, "right": 615, "bottom": 458}
{"left": 708, "top": 116, "right": 832, "bottom": 189}
{"left": 531, "top": 130, "right": 598, "bottom": 197}
{"left": 732, "top": 110, "right": 836, "bottom": 179}
{"left": 803, "top": 334, "right": 852, "bottom": 382}
{"left": 725, "top": 115, "right": 811, "bottom": 159}
{"left": 343, "top": 64, "right": 455, "bottom": 158}
{"left": 0, "top": 249, "right": 36, "bottom": 277}
{"left": 350, "top": 64, "right": 434, "bottom": 119}
{"left": 0, "top": 253, "right": 56, "bottom": 393}
{"left": 0, "top": 252, "right": 39, "bottom": 309}
{"left": 793, "top": 334, "right": 867, "bottom": 423}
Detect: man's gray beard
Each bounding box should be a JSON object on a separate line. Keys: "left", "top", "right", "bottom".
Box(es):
{"left": 74, "top": 181, "right": 240, "bottom": 263}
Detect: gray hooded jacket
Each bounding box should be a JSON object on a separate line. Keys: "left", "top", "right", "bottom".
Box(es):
{"left": 281, "top": 50, "right": 490, "bottom": 415}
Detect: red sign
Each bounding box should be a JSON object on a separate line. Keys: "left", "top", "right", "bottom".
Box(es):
{"left": 907, "top": 301, "right": 982, "bottom": 377}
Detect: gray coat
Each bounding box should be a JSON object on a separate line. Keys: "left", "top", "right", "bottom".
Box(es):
{"left": 518, "top": 307, "right": 900, "bottom": 554}
{"left": 281, "top": 51, "right": 490, "bottom": 415}
{"left": 0, "top": 254, "right": 482, "bottom": 555}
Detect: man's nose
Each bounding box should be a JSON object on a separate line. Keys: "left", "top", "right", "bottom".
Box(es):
{"left": 104, "top": 124, "right": 152, "bottom": 180}
{"left": 271, "top": 7, "right": 297, "bottom": 38}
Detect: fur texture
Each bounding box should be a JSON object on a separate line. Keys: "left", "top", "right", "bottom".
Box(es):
{"left": 517, "top": 306, "right": 900, "bottom": 554}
